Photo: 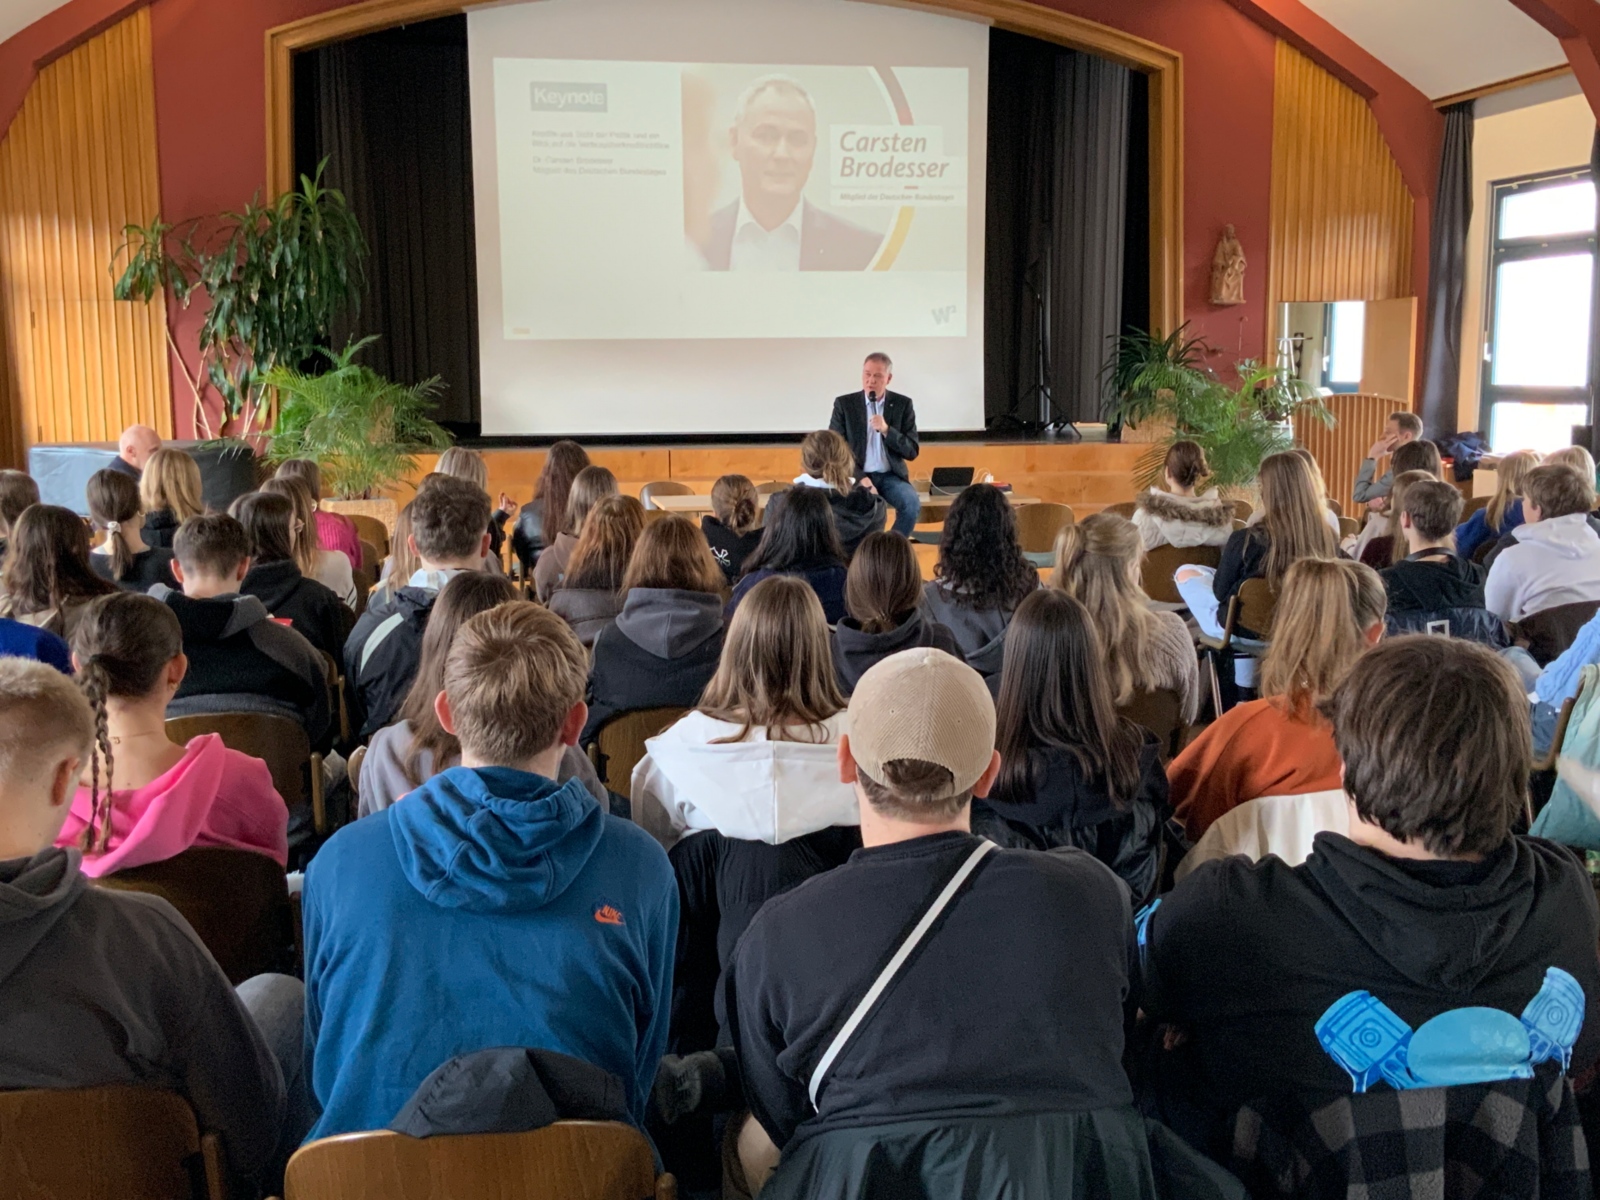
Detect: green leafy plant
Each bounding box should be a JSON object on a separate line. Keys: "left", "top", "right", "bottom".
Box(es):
{"left": 112, "top": 161, "right": 367, "bottom": 438}
{"left": 1102, "top": 324, "right": 1214, "bottom": 430}
{"left": 264, "top": 337, "right": 452, "bottom": 499}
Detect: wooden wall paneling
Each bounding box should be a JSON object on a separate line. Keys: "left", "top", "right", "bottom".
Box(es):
{"left": 1294, "top": 392, "right": 1412, "bottom": 517}
{"left": 0, "top": 8, "right": 171, "bottom": 466}
{"left": 1359, "top": 296, "right": 1418, "bottom": 401}
{"left": 1266, "top": 40, "right": 1414, "bottom": 353}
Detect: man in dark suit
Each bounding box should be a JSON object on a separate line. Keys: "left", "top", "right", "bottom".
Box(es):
{"left": 830, "top": 353, "right": 921, "bottom": 536}
{"left": 699, "top": 76, "right": 883, "bottom": 273}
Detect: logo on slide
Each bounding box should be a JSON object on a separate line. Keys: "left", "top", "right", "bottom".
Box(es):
{"left": 530, "top": 82, "right": 608, "bottom": 113}
{"left": 931, "top": 305, "right": 957, "bottom": 326}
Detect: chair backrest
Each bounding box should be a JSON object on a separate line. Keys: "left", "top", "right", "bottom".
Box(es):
{"left": 1119, "top": 688, "right": 1186, "bottom": 761}
{"left": 1229, "top": 499, "right": 1253, "bottom": 521}
{"left": 284, "top": 1120, "right": 671, "bottom": 1200}
{"left": 98, "top": 847, "right": 292, "bottom": 984}
{"left": 319, "top": 650, "right": 350, "bottom": 744}
{"left": 167, "top": 711, "right": 311, "bottom": 808}
{"left": 1462, "top": 494, "right": 1491, "bottom": 519}
{"left": 358, "top": 538, "right": 380, "bottom": 573}
{"left": 1012, "top": 502, "right": 1075, "bottom": 554}
{"left": 0, "top": 1086, "right": 225, "bottom": 1200}
{"left": 639, "top": 481, "right": 693, "bottom": 510}
{"left": 1175, "top": 789, "right": 1350, "bottom": 882}
{"left": 594, "top": 707, "right": 690, "bottom": 801}
{"left": 347, "top": 514, "right": 391, "bottom": 561}
{"left": 1236, "top": 578, "right": 1278, "bottom": 637}
{"left": 1102, "top": 500, "right": 1137, "bottom": 519}
{"left": 349, "top": 743, "right": 368, "bottom": 796}
{"left": 1512, "top": 599, "right": 1600, "bottom": 667}
{"left": 1337, "top": 515, "right": 1360, "bottom": 540}
{"left": 1325, "top": 497, "right": 1343, "bottom": 517}
{"left": 1141, "top": 544, "right": 1222, "bottom": 604}
{"left": 754, "top": 480, "right": 789, "bottom": 494}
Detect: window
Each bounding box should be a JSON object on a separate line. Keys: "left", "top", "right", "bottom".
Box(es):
{"left": 1325, "top": 300, "right": 1365, "bottom": 389}
{"left": 1481, "top": 170, "right": 1596, "bottom": 453}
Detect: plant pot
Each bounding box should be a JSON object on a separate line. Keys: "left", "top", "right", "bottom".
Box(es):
{"left": 323, "top": 497, "right": 399, "bottom": 533}
{"left": 1120, "top": 414, "right": 1175, "bottom": 445}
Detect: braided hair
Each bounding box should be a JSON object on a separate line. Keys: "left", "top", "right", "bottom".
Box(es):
{"left": 69, "top": 592, "right": 184, "bottom": 852}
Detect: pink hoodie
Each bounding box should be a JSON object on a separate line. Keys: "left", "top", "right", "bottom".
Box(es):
{"left": 57, "top": 734, "right": 289, "bottom": 876}
{"left": 315, "top": 510, "right": 363, "bottom": 572}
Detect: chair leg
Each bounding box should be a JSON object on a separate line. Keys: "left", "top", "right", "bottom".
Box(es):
{"left": 1205, "top": 652, "right": 1224, "bottom": 722}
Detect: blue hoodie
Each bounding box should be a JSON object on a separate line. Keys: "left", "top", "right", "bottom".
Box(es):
{"left": 302, "top": 767, "right": 677, "bottom": 1140}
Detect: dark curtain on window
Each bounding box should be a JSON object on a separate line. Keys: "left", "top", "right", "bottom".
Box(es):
{"left": 1590, "top": 128, "right": 1600, "bottom": 427}
{"left": 984, "top": 32, "right": 1133, "bottom": 429}
{"left": 297, "top": 18, "right": 480, "bottom": 428}
{"left": 1418, "top": 100, "right": 1473, "bottom": 439}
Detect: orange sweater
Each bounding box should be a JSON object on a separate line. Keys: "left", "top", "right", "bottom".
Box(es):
{"left": 1167, "top": 698, "right": 1343, "bottom": 842}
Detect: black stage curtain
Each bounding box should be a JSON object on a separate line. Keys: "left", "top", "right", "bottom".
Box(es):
{"left": 985, "top": 30, "right": 1137, "bottom": 429}
{"left": 295, "top": 18, "right": 480, "bottom": 429}
{"left": 1418, "top": 100, "right": 1474, "bottom": 439}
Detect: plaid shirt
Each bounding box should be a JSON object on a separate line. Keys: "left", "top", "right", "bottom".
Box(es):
{"left": 1231, "top": 1065, "right": 1591, "bottom": 1199}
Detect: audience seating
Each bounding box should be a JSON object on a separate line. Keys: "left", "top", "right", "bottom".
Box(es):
{"left": 1195, "top": 579, "right": 1277, "bottom": 719}
{"left": 1461, "top": 494, "right": 1491, "bottom": 519}
{"left": 1325, "top": 498, "right": 1342, "bottom": 517}
{"left": 591, "top": 707, "right": 689, "bottom": 800}
{"left": 1013, "top": 502, "right": 1074, "bottom": 554}
{"left": 348, "top": 743, "right": 367, "bottom": 797}
{"left": 98, "top": 847, "right": 294, "bottom": 984}
{"left": 639, "top": 481, "right": 693, "bottom": 510}
{"left": 1337, "top": 516, "right": 1360, "bottom": 540}
{"left": 320, "top": 652, "right": 351, "bottom": 744}
{"left": 1175, "top": 788, "right": 1351, "bottom": 881}
{"left": 1141, "top": 544, "right": 1221, "bottom": 605}
{"left": 167, "top": 712, "right": 328, "bottom": 835}
{"left": 347, "top": 514, "right": 390, "bottom": 561}
{"left": 1536, "top": 690, "right": 1582, "bottom": 776}
{"left": 754, "top": 480, "right": 789, "bottom": 494}
{"left": 281, "top": 1121, "right": 675, "bottom": 1200}
{"left": 1228, "top": 499, "right": 1253, "bottom": 521}
{"left": 1102, "top": 500, "right": 1137, "bottom": 519}
{"left": 0, "top": 1086, "right": 228, "bottom": 1200}
{"left": 1511, "top": 599, "right": 1600, "bottom": 667}
{"left": 1119, "top": 688, "right": 1186, "bottom": 762}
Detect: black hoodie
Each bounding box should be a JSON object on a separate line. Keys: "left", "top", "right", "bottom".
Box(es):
{"left": 0, "top": 848, "right": 285, "bottom": 1188}
{"left": 141, "top": 508, "right": 180, "bottom": 549}
{"left": 91, "top": 547, "right": 175, "bottom": 591}
{"left": 344, "top": 582, "right": 439, "bottom": 737}
{"left": 241, "top": 558, "right": 350, "bottom": 664}
{"left": 1142, "top": 833, "right": 1600, "bottom": 1138}
{"left": 701, "top": 517, "right": 764, "bottom": 585}
{"left": 830, "top": 610, "right": 963, "bottom": 694}
{"left": 1380, "top": 550, "right": 1486, "bottom": 614}
{"left": 583, "top": 588, "right": 724, "bottom": 742}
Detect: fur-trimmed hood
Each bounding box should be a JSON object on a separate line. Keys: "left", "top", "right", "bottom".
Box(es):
{"left": 1135, "top": 488, "right": 1233, "bottom": 527}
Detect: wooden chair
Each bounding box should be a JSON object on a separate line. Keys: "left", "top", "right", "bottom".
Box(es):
{"left": 754, "top": 480, "right": 789, "bottom": 494}
{"left": 1337, "top": 516, "right": 1361, "bottom": 540}
{"left": 319, "top": 651, "right": 350, "bottom": 744}
{"left": 1141, "top": 544, "right": 1221, "bottom": 605}
{"left": 1102, "top": 500, "right": 1137, "bottom": 519}
{"left": 282, "top": 1120, "right": 676, "bottom": 1200}
{"left": 1511, "top": 599, "right": 1600, "bottom": 667}
{"left": 348, "top": 743, "right": 367, "bottom": 797}
{"left": 1229, "top": 498, "right": 1253, "bottom": 521}
{"left": 1119, "top": 688, "right": 1186, "bottom": 761}
{"left": 167, "top": 712, "right": 327, "bottom": 836}
{"left": 347, "top": 514, "right": 390, "bottom": 561}
{"left": 639, "top": 481, "right": 692, "bottom": 510}
{"left": 1535, "top": 691, "right": 1582, "bottom": 775}
{"left": 1325, "top": 497, "right": 1343, "bottom": 517}
{"left": 591, "top": 707, "right": 689, "bottom": 801}
{"left": 0, "top": 1086, "right": 228, "bottom": 1200}
{"left": 1012, "top": 502, "right": 1075, "bottom": 554}
{"left": 99, "top": 847, "right": 293, "bottom": 985}
{"left": 1462, "top": 494, "right": 1492, "bottom": 519}
{"left": 1195, "top": 579, "right": 1277, "bottom": 719}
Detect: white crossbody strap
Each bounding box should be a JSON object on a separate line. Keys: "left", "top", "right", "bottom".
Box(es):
{"left": 807, "top": 839, "right": 997, "bottom": 1110}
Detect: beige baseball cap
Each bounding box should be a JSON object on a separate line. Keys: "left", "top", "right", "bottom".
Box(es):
{"left": 846, "top": 647, "right": 996, "bottom": 799}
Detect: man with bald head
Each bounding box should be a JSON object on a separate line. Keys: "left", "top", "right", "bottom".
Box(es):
{"left": 111, "top": 424, "right": 161, "bottom": 479}
{"left": 700, "top": 75, "right": 883, "bottom": 272}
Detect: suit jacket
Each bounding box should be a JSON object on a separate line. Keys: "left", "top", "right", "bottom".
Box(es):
{"left": 702, "top": 199, "right": 882, "bottom": 272}
{"left": 830, "top": 390, "right": 920, "bottom": 481}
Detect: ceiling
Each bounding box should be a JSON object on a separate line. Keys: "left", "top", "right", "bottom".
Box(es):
{"left": 0, "top": 0, "right": 71, "bottom": 48}
{"left": 1296, "top": 0, "right": 1567, "bottom": 99}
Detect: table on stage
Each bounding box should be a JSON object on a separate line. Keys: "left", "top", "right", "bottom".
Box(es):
{"left": 648, "top": 490, "right": 1041, "bottom": 518}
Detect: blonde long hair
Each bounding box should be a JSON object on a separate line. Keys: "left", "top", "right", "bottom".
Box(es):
{"left": 436, "top": 446, "right": 490, "bottom": 491}
{"left": 801, "top": 430, "right": 855, "bottom": 492}
{"left": 1259, "top": 558, "right": 1386, "bottom": 721}
{"left": 138, "top": 449, "right": 203, "bottom": 523}
{"left": 1487, "top": 450, "right": 1540, "bottom": 533}
{"left": 698, "top": 574, "right": 844, "bottom": 743}
{"left": 1051, "top": 512, "right": 1161, "bottom": 705}
{"left": 1259, "top": 451, "right": 1338, "bottom": 589}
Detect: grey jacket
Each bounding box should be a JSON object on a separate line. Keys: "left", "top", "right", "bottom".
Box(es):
{"left": 921, "top": 581, "right": 1017, "bottom": 678}
{"left": 0, "top": 848, "right": 285, "bottom": 1187}
{"left": 1352, "top": 459, "right": 1394, "bottom": 505}
{"left": 548, "top": 587, "right": 624, "bottom": 648}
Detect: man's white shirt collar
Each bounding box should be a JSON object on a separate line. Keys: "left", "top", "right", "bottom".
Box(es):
{"left": 734, "top": 197, "right": 803, "bottom": 239}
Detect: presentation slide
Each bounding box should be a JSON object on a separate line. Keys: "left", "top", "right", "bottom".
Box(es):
{"left": 468, "top": 0, "right": 989, "bottom": 436}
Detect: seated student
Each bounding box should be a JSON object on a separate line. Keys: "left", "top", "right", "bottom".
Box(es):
{"left": 0, "top": 504, "right": 117, "bottom": 641}
{"left": 1140, "top": 635, "right": 1600, "bottom": 1153}
{"left": 361, "top": 572, "right": 605, "bottom": 816}
{"left": 1054, "top": 512, "right": 1199, "bottom": 722}
{"left": 534, "top": 464, "right": 617, "bottom": 603}
{"left": 0, "top": 657, "right": 290, "bottom": 1192}
{"left": 138, "top": 448, "right": 204, "bottom": 549}
{"left": 632, "top": 574, "right": 856, "bottom": 847}
{"left": 1357, "top": 469, "right": 1433, "bottom": 570}
{"left": 831, "top": 531, "right": 961, "bottom": 693}
{"left": 701, "top": 474, "right": 764, "bottom": 585}
{"left": 274, "top": 459, "right": 360, "bottom": 572}
{"left": 728, "top": 486, "right": 849, "bottom": 625}
{"left": 1528, "top": 604, "right": 1600, "bottom": 754}
{"left": 346, "top": 475, "right": 490, "bottom": 737}
{"left": 725, "top": 647, "right": 1133, "bottom": 1194}
{"left": 1456, "top": 449, "right": 1538, "bottom": 561}
{"left": 792, "top": 430, "right": 886, "bottom": 559}
{"left": 583, "top": 515, "right": 727, "bottom": 742}
{"left": 1485, "top": 463, "right": 1600, "bottom": 624}
{"left": 1381, "top": 477, "right": 1502, "bottom": 644}
{"left": 260, "top": 476, "right": 357, "bottom": 608}
{"left": 1168, "top": 558, "right": 1385, "bottom": 844}
{"left": 1131, "top": 440, "right": 1233, "bottom": 550}
{"left": 973, "top": 588, "right": 1168, "bottom": 904}
{"left": 87, "top": 469, "right": 175, "bottom": 591}
{"left": 548, "top": 494, "right": 645, "bottom": 648}
{"left": 303, "top": 602, "right": 676, "bottom": 1138}
{"left": 1353, "top": 442, "right": 1443, "bottom": 566}
{"left": 1247, "top": 449, "right": 1342, "bottom": 538}
{"left": 512, "top": 439, "right": 589, "bottom": 574}
{"left": 153, "top": 514, "right": 331, "bottom": 745}
{"left": 435, "top": 446, "right": 518, "bottom": 565}
{"left": 1352, "top": 409, "right": 1423, "bottom": 506}
{"left": 230, "top": 491, "right": 349, "bottom": 665}
{"left": 1177, "top": 450, "right": 1338, "bottom": 644}
{"left": 55, "top": 593, "right": 286, "bottom": 875}
{"left": 0, "top": 468, "right": 39, "bottom": 566}
{"left": 922, "top": 483, "right": 1040, "bottom": 678}
{"left": 1547, "top": 443, "right": 1598, "bottom": 489}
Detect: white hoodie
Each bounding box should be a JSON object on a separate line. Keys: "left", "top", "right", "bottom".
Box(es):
{"left": 1485, "top": 512, "right": 1600, "bottom": 623}
{"left": 630, "top": 710, "right": 858, "bottom": 849}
